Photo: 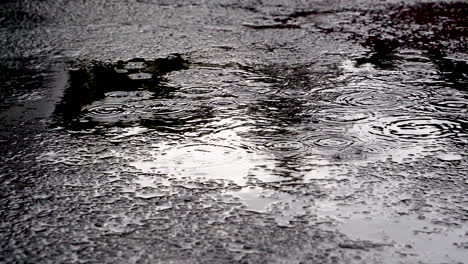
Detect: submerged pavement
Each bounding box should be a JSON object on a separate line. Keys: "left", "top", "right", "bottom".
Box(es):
{"left": 0, "top": 0, "right": 467, "bottom": 263}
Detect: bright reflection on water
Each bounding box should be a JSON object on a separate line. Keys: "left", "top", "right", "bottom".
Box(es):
{"left": 49, "top": 44, "right": 467, "bottom": 262}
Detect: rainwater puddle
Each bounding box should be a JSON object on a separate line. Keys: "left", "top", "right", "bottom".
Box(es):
{"left": 2, "top": 1, "right": 468, "bottom": 263}
{"left": 53, "top": 54, "right": 190, "bottom": 130}
{"left": 225, "top": 187, "right": 313, "bottom": 226}
{"left": 52, "top": 56, "right": 286, "bottom": 137}
{"left": 40, "top": 45, "right": 467, "bottom": 263}
{"left": 337, "top": 213, "right": 468, "bottom": 264}
{"left": 353, "top": 115, "right": 467, "bottom": 143}
{"left": 47, "top": 50, "right": 467, "bottom": 180}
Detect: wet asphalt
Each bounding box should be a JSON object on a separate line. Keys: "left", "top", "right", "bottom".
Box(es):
{"left": 0, "top": 0, "right": 467, "bottom": 263}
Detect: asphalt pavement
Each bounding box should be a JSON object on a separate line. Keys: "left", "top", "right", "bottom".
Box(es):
{"left": 0, "top": 0, "right": 467, "bottom": 263}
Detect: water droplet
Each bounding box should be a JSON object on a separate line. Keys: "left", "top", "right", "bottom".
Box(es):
{"left": 125, "top": 61, "right": 146, "bottom": 70}
{"left": 128, "top": 72, "right": 152, "bottom": 80}
{"left": 437, "top": 153, "right": 463, "bottom": 161}
{"left": 179, "top": 86, "right": 217, "bottom": 96}
{"left": 115, "top": 68, "right": 128, "bottom": 74}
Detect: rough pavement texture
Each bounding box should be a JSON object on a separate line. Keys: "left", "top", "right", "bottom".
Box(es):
{"left": 0, "top": 0, "right": 467, "bottom": 263}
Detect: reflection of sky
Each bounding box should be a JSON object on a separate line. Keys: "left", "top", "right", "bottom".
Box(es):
{"left": 128, "top": 55, "right": 466, "bottom": 189}
{"left": 130, "top": 124, "right": 276, "bottom": 186}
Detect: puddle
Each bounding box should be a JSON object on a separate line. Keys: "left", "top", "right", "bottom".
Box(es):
{"left": 338, "top": 212, "right": 468, "bottom": 264}
{"left": 353, "top": 115, "right": 467, "bottom": 143}
{"left": 53, "top": 54, "right": 189, "bottom": 129}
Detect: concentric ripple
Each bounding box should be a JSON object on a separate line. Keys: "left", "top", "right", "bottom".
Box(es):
{"left": 265, "top": 140, "right": 307, "bottom": 153}
{"left": 82, "top": 104, "right": 126, "bottom": 122}
{"left": 365, "top": 116, "right": 467, "bottom": 141}
{"left": 313, "top": 107, "right": 375, "bottom": 124}
{"left": 243, "top": 137, "right": 310, "bottom": 158}
{"left": 312, "top": 135, "right": 355, "bottom": 148}
{"left": 332, "top": 82, "right": 432, "bottom": 110}
{"left": 432, "top": 100, "right": 468, "bottom": 110}
{"left": 336, "top": 90, "right": 404, "bottom": 109}
{"left": 277, "top": 89, "right": 311, "bottom": 98}
{"left": 178, "top": 86, "right": 219, "bottom": 98}
{"left": 302, "top": 133, "right": 358, "bottom": 155}
{"left": 207, "top": 98, "right": 240, "bottom": 111}
{"left": 426, "top": 97, "right": 468, "bottom": 114}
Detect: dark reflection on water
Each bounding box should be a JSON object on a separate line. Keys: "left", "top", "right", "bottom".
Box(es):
{"left": 430, "top": 52, "right": 468, "bottom": 91}
{"left": 0, "top": 62, "right": 47, "bottom": 110}
{"left": 52, "top": 54, "right": 215, "bottom": 131}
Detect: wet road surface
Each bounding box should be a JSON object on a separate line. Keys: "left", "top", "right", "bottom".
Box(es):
{"left": 0, "top": 0, "right": 467, "bottom": 263}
